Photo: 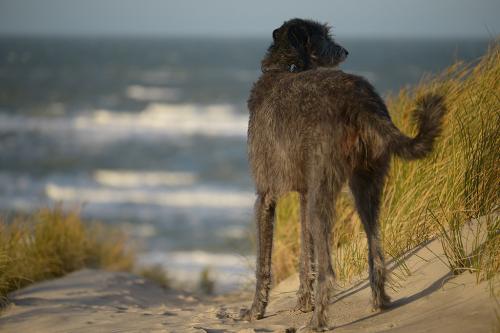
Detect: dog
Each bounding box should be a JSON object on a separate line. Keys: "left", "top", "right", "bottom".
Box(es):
{"left": 241, "top": 18, "right": 446, "bottom": 331}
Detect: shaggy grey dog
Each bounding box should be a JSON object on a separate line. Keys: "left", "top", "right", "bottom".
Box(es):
{"left": 242, "top": 18, "right": 446, "bottom": 331}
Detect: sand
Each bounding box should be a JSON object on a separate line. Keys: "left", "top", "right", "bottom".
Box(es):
{"left": 0, "top": 236, "right": 496, "bottom": 333}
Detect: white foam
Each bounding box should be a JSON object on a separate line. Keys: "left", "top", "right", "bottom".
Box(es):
{"left": 139, "top": 69, "right": 179, "bottom": 84}
{"left": 75, "top": 103, "right": 248, "bottom": 138}
{"left": 221, "top": 225, "right": 248, "bottom": 239}
{"left": 45, "top": 183, "right": 255, "bottom": 208}
{"left": 0, "top": 103, "right": 248, "bottom": 141}
{"left": 126, "top": 85, "right": 179, "bottom": 102}
{"left": 94, "top": 170, "right": 197, "bottom": 187}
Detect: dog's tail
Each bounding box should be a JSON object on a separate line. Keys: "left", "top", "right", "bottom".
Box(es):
{"left": 380, "top": 94, "right": 446, "bottom": 160}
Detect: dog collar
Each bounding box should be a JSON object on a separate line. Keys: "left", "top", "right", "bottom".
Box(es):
{"left": 261, "top": 64, "right": 298, "bottom": 73}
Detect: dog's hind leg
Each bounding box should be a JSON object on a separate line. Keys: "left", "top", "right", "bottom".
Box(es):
{"left": 349, "top": 162, "right": 391, "bottom": 310}
{"left": 241, "top": 192, "right": 276, "bottom": 321}
{"left": 308, "top": 176, "right": 341, "bottom": 331}
{"left": 296, "top": 193, "right": 315, "bottom": 312}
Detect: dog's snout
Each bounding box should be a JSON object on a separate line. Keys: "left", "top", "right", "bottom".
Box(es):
{"left": 332, "top": 44, "right": 349, "bottom": 61}
{"left": 339, "top": 47, "right": 349, "bottom": 58}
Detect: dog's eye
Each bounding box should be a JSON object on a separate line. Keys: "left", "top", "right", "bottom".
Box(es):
{"left": 311, "top": 35, "right": 324, "bottom": 44}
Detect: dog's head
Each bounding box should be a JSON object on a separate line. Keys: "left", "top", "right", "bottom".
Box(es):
{"left": 261, "top": 18, "right": 348, "bottom": 73}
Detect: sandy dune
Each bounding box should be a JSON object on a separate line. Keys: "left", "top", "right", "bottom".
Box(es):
{"left": 0, "top": 236, "right": 496, "bottom": 333}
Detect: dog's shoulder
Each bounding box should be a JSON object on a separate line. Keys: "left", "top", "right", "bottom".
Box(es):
{"left": 247, "top": 69, "right": 380, "bottom": 113}
{"left": 312, "top": 68, "right": 372, "bottom": 85}
{"left": 285, "top": 69, "right": 375, "bottom": 99}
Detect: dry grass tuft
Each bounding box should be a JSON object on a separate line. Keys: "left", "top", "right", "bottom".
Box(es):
{"left": 138, "top": 264, "right": 170, "bottom": 289}
{"left": 0, "top": 207, "right": 135, "bottom": 303}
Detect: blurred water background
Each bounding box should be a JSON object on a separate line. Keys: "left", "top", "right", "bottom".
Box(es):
{"left": 0, "top": 36, "right": 491, "bottom": 291}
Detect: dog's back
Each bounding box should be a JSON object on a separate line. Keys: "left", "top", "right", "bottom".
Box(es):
{"left": 248, "top": 68, "right": 391, "bottom": 195}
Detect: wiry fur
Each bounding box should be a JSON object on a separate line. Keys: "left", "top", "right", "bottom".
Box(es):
{"left": 242, "top": 18, "right": 446, "bottom": 331}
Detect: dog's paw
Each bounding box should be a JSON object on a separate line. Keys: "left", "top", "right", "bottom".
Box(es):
{"left": 308, "top": 313, "right": 333, "bottom": 332}
{"left": 239, "top": 307, "right": 263, "bottom": 321}
{"left": 372, "top": 294, "right": 391, "bottom": 312}
{"left": 305, "top": 322, "right": 334, "bottom": 332}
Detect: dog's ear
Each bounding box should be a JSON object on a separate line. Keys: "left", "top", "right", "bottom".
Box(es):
{"left": 287, "top": 25, "right": 308, "bottom": 49}
{"left": 287, "top": 25, "right": 310, "bottom": 70}
{"left": 272, "top": 28, "right": 280, "bottom": 41}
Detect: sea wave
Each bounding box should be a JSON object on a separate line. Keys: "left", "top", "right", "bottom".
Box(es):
{"left": 45, "top": 183, "right": 255, "bottom": 208}
{"left": 94, "top": 170, "right": 197, "bottom": 187}
{"left": 126, "top": 85, "right": 180, "bottom": 102}
{"left": 0, "top": 102, "right": 248, "bottom": 141}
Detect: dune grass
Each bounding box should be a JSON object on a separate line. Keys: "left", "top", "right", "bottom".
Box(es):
{"left": 272, "top": 41, "right": 500, "bottom": 285}
{"left": 138, "top": 264, "right": 171, "bottom": 289}
{"left": 0, "top": 207, "right": 135, "bottom": 304}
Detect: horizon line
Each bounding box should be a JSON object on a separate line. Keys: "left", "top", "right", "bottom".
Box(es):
{"left": 0, "top": 32, "right": 496, "bottom": 40}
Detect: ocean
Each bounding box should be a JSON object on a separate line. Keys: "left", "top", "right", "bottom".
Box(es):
{"left": 0, "top": 36, "right": 490, "bottom": 291}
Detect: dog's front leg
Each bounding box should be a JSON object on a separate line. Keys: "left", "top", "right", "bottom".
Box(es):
{"left": 241, "top": 193, "right": 276, "bottom": 321}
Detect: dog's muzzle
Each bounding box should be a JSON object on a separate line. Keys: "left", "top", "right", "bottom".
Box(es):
{"left": 336, "top": 46, "right": 349, "bottom": 61}
{"left": 323, "top": 43, "right": 349, "bottom": 63}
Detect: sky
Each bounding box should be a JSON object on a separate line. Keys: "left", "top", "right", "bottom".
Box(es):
{"left": 0, "top": 0, "right": 499, "bottom": 38}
